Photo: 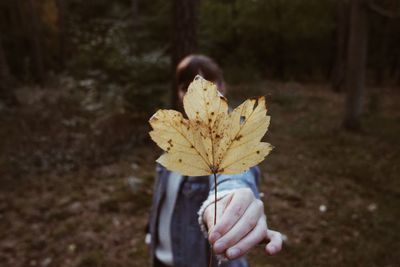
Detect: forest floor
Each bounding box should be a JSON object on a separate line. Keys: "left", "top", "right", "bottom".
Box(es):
{"left": 0, "top": 81, "right": 399, "bottom": 267}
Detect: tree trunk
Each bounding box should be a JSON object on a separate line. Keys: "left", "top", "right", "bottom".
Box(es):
{"left": 0, "top": 37, "right": 12, "bottom": 85}
{"left": 170, "top": 0, "right": 200, "bottom": 109}
{"left": 56, "top": 0, "right": 67, "bottom": 69}
{"left": 0, "top": 35, "right": 16, "bottom": 105}
{"left": 331, "top": 0, "right": 349, "bottom": 92}
{"left": 231, "top": 0, "right": 239, "bottom": 46}
{"left": 343, "top": 0, "right": 368, "bottom": 131}
{"left": 391, "top": 51, "right": 400, "bottom": 84}
{"left": 374, "top": 16, "right": 391, "bottom": 85}
{"left": 274, "top": 1, "right": 285, "bottom": 79}
{"left": 27, "top": 0, "right": 45, "bottom": 83}
{"left": 130, "top": 0, "right": 140, "bottom": 53}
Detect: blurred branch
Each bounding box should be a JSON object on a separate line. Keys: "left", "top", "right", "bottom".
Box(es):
{"left": 368, "top": 0, "right": 400, "bottom": 19}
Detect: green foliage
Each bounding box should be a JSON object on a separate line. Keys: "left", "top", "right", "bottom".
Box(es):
{"left": 67, "top": 0, "right": 171, "bottom": 114}
{"left": 199, "top": 0, "right": 336, "bottom": 80}
{"left": 2, "top": 0, "right": 400, "bottom": 110}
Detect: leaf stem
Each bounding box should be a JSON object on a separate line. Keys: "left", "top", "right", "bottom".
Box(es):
{"left": 208, "top": 172, "right": 218, "bottom": 267}
{"left": 213, "top": 172, "right": 217, "bottom": 226}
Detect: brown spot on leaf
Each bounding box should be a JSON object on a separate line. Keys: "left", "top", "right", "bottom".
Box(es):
{"left": 206, "top": 102, "right": 209, "bottom": 105}
{"left": 179, "top": 159, "right": 182, "bottom": 163}
{"left": 208, "top": 118, "right": 212, "bottom": 123}
{"left": 256, "top": 150, "right": 260, "bottom": 154}
{"left": 216, "top": 134, "right": 220, "bottom": 138}
{"left": 191, "top": 145, "right": 194, "bottom": 148}
{"left": 234, "top": 135, "right": 243, "bottom": 141}
{"left": 211, "top": 112, "right": 214, "bottom": 115}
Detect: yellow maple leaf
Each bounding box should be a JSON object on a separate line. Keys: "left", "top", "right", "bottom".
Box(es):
{"left": 149, "top": 75, "right": 272, "bottom": 176}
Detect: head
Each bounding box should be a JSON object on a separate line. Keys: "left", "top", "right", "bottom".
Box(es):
{"left": 175, "top": 54, "right": 225, "bottom": 111}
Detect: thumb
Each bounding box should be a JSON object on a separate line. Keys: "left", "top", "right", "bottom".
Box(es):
{"left": 204, "top": 194, "right": 232, "bottom": 242}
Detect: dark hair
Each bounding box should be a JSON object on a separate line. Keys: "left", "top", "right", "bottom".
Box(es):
{"left": 176, "top": 54, "right": 224, "bottom": 93}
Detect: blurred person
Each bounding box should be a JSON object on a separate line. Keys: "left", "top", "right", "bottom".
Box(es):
{"left": 147, "top": 55, "right": 283, "bottom": 267}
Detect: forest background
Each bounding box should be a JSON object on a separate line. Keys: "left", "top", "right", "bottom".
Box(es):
{"left": 0, "top": 0, "right": 399, "bottom": 267}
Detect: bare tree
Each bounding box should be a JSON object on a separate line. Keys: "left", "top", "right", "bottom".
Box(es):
{"left": 331, "top": 0, "right": 350, "bottom": 92}
{"left": 343, "top": 0, "right": 400, "bottom": 130}
{"left": 273, "top": 0, "right": 286, "bottom": 79}
{"left": 171, "top": 0, "right": 200, "bottom": 109}
{"left": 0, "top": 35, "right": 16, "bottom": 105}
{"left": 0, "top": 37, "right": 12, "bottom": 85}
{"left": 372, "top": 0, "right": 400, "bottom": 84}
{"left": 27, "top": 0, "right": 45, "bottom": 83}
{"left": 56, "top": 0, "right": 67, "bottom": 69}
{"left": 343, "top": 0, "right": 368, "bottom": 131}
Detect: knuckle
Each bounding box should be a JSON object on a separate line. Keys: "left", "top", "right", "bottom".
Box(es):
{"left": 220, "top": 233, "right": 237, "bottom": 248}
{"left": 242, "top": 223, "right": 252, "bottom": 235}
{"left": 247, "top": 218, "right": 258, "bottom": 232}
{"left": 249, "top": 218, "right": 259, "bottom": 228}
{"left": 242, "top": 188, "right": 253, "bottom": 197}
{"left": 225, "top": 237, "right": 237, "bottom": 247}
{"left": 219, "top": 221, "right": 230, "bottom": 232}
{"left": 232, "top": 204, "right": 244, "bottom": 218}
{"left": 227, "top": 247, "right": 245, "bottom": 259}
{"left": 255, "top": 199, "right": 264, "bottom": 209}
{"left": 235, "top": 242, "right": 252, "bottom": 255}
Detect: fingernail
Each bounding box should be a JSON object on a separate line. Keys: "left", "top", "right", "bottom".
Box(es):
{"left": 227, "top": 248, "right": 241, "bottom": 259}
{"left": 209, "top": 232, "right": 221, "bottom": 243}
{"left": 213, "top": 241, "right": 225, "bottom": 254}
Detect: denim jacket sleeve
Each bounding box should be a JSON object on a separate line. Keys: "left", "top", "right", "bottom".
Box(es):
{"left": 209, "top": 166, "right": 261, "bottom": 199}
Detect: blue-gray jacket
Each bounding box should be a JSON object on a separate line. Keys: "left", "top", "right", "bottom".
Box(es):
{"left": 149, "top": 164, "right": 261, "bottom": 267}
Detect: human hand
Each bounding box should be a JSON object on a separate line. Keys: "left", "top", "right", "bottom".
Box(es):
{"left": 203, "top": 188, "right": 283, "bottom": 260}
